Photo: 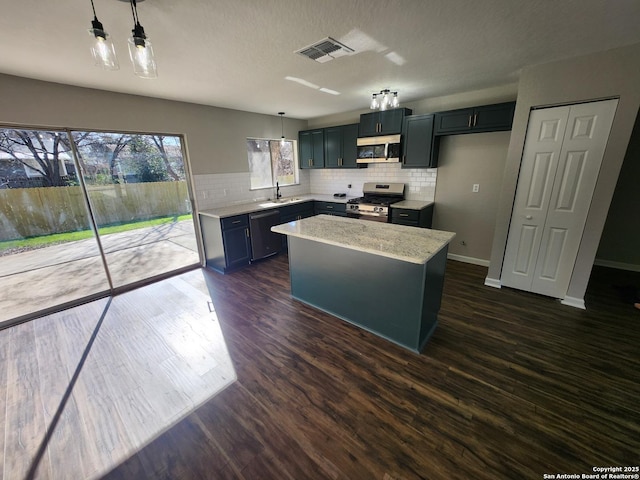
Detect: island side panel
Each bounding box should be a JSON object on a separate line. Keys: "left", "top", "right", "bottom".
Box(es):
{"left": 287, "top": 236, "right": 434, "bottom": 352}
{"left": 418, "top": 245, "right": 448, "bottom": 350}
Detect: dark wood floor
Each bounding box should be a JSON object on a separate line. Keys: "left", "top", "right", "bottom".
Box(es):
{"left": 92, "top": 254, "right": 640, "bottom": 480}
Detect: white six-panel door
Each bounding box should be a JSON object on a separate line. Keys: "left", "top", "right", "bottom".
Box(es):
{"left": 501, "top": 99, "right": 618, "bottom": 299}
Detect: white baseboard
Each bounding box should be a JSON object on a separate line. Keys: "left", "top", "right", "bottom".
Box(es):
{"left": 593, "top": 259, "right": 640, "bottom": 272}
{"left": 484, "top": 277, "right": 502, "bottom": 289}
{"left": 447, "top": 253, "right": 490, "bottom": 267}
{"left": 561, "top": 296, "right": 586, "bottom": 310}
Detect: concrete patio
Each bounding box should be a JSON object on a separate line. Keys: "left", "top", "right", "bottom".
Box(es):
{"left": 0, "top": 219, "right": 201, "bottom": 325}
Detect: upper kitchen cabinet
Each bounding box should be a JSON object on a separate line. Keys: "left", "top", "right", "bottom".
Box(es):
{"left": 402, "top": 113, "right": 437, "bottom": 168}
{"left": 359, "top": 108, "right": 412, "bottom": 137}
{"left": 299, "top": 129, "right": 325, "bottom": 169}
{"left": 434, "top": 102, "right": 515, "bottom": 135}
{"left": 324, "top": 123, "right": 360, "bottom": 168}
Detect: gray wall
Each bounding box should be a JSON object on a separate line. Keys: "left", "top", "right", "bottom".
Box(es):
{"left": 433, "top": 131, "right": 510, "bottom": 263}
{"left": 596, "top": 112, "right": 640, "bottom": 268}
{"left": 487, "top": 43, "right": 640, "bottom": 303}
{"left": 0, "top": 73, "right": 308, "bottom": 176}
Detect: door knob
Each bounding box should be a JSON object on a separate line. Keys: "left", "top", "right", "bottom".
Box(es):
{"left": 525, "top": 215, "right": 533, "bottom": 219}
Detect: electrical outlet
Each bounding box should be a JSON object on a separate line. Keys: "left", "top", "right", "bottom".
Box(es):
{"left": 472, "top": 184, "right": 480, "bottom": 193}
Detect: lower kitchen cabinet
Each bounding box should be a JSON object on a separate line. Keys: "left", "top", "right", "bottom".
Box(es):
{"left": 279, "top": 201, "right": 315, "bottom": 222}
{"left": 390, "top": 204, "right": 433, "bottom": 228}
{"left": 314, "top": 201, "right": 347, "bottom": 216}
{"left": 278, "top": 201, "right": 315, "bottom": 248}
{"left": 200, "top": 213, "right": 252, "bottom": 273}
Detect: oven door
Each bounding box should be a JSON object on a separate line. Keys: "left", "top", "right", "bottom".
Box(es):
{"left": 346, "top": 212, "right": 390, "bottom": 223}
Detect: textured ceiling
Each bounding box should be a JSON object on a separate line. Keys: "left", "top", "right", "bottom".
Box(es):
{"left": 1, "top": 0, "right": 639, "bottom": 119}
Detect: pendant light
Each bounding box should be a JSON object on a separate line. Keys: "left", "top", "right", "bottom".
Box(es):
{"left": 279, "top": 112, "right": 286, "bottom": 145}
{"left": 127, "top": 0, "right": 157, "bottom": 78}
{"left": 88, "top": 0, "right": 119, "bottom": 70}
{"left": 369, "top": 89, "right": 400, "bottom": 110}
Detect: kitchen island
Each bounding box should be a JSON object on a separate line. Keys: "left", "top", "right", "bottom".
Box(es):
{"left": 272, "top": 215, "right": 455, "bottom": 353}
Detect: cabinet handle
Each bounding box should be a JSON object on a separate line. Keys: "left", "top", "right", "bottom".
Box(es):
{"left": 399, "top": 213, "right": 409, "bottom": 217}
{"left": 231, "top": 220, "right": 241, "bottom": 224}
{"left": 525, "top": 215, "right": 533, "bottom": 220}
{"left": 473, "top": 113, "right": 477, "bottom": 127}
{"left": 402, "top": 155, "right": 406, "bottom": 164}
{"left": 326, "top": 205, "right": 333, "bottom": 209}
{"left": 468, "top": 115, "right": 472, "bottom": 127}
{"left": 245, "top": 228, "right": 249, "bottom": 237}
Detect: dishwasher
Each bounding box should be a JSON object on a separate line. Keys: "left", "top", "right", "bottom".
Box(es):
{"left": 249, "top": 210, "right": 282, "bottom": 261}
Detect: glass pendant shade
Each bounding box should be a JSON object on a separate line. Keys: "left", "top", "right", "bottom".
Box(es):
{"left": 370, "top": 94, "right": 379, "bottom": 110}
{"left": 391, "top": 92, "right": 399, "bottom": 108}
{"left": 89, "top": 20, "right": 119, "bottom": 70}
{"left": 128, "top": 25, "right": 157, "bottom": 78}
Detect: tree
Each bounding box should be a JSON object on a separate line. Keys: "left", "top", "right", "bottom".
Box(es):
{"left": 0, "top": 129, "right": 73, "bottom": 187}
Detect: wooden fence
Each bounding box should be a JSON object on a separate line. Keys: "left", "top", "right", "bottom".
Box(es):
{"left": 0, "top": 181, "right": 191, "bottom": 241}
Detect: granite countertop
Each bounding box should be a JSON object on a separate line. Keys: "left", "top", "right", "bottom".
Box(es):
{"left": 199, "top": 194, "right": 356, "bottom": 219}
{"left": 272, "top": 215, "right": 455, "bottom": 264}
{"left": 392, "top": 200, "right": 434, "bottom": 210}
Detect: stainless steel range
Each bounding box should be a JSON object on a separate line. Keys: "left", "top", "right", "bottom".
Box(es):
{"left": 346, "top": 182, "right": 405, "bottom": 222}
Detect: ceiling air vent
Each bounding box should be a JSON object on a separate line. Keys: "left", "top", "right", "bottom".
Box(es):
{"left": 295, "top": 37, "right": 354, "bottom": 63}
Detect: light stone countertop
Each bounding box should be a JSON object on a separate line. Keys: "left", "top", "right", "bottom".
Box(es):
{"left": 391, "top": 200, "right": 434, "bottom": 210}
{"left": 272, "top": 214, "right": 455, "bottom": 264}
{"left": 199, "top": 194, "right": 356, "bottom": 219}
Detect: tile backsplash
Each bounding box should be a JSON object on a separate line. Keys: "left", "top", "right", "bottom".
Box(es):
{"left": 194, "top": 163, "right": 436, "bottom": 211}
{"left": 310, "top": 163, "right": 437, "bottom": 200}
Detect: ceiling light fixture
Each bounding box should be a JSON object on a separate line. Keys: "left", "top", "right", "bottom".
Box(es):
{"left": 88, "top": 0, "right": 119, "bottom": 70}
{"left": 279, "top": 112, "right": 286, "bottom": 145}
{"left": 127, "top": 0, "right": 157, "bottom": 79}
{"left": 370, "top": 89, "right": 399, "bottom": 110}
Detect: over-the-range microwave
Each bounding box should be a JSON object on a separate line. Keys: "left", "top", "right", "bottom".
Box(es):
{"left": 356, "top": 134, "right": 401, "bottom": 164}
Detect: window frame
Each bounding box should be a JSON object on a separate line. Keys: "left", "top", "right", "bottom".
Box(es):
{"left": 246, "top": 137, "right": 299, "bottom": 191}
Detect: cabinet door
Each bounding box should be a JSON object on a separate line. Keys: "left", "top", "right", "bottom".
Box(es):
{"left": 358, "top": 112, "right": 379, "bottom": 137}
{"left": 299, "top": 130, "right": 313, "bottom": 169}
{"left": 299, "top": 129, "right": 324, "bottom": 169}
{"left": 402, "top": 114, "right": 435, "bottom": 168}
{"left": 472, "top": 102, "right": 515, "bottom": 132}
{"left": 341, "top": 123, "right": 359, "bottom": 168}
{"left": 324, "top": 126, "right": 342, "bottom": 168}
{"left": 378, "top": 109, "right": 408, "bottom": 135}
{"left": 434, "top": 108, "right": 474, "bottom": 134}
{"left": 222, "top": 226, "right": 251, "bottom": 269}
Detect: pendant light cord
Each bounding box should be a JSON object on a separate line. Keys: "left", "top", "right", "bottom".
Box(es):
{"left": 130, "top": 0, "right": 140, "bottom": 26}
{"left": 90, "top": 0, "right": 98, "bottom": 20}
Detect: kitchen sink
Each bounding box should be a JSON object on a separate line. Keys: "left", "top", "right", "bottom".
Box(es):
{"left": 258, "top": 197, "right": 301, "bottom": 208}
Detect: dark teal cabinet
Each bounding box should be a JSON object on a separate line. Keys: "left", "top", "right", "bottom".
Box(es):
{"left": 358, "top": 108, "right": 412, "bottom": 137}
{"left": 299, "top": 129, "right": 325, "bottom": 169}
{"left": 279, "top": 201, "right": 315, "bottom": 223}
{"left": 201, "top": 214, "right": 251, "bottom": 273}
{"left": 324, "top": 123, "right": 359, "bottom": 168}
{"left": 402, "top": 114, "right": 436, "bottom": 168}
{"left": 434, "top": 102, "right": 515, "bottom": 135}
{"left": 278, "top": 201, "right": 315, "bottom": 248}
{"left": 390, "top": 205, "right": 434, "bottom": 228}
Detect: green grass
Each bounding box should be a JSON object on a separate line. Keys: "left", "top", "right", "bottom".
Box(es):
{"left": 0, "top": 214, "right": 192, "bottom": 253}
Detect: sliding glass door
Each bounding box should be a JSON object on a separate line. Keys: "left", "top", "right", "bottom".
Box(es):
{"left": 0, "top": 128, "right": 200, "bottom": 326}
{"left": 72, "top": 132, "right": 199, "bottom": 289}
{"left": 0, "top": 128, "right": 110, "bottom": 323}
